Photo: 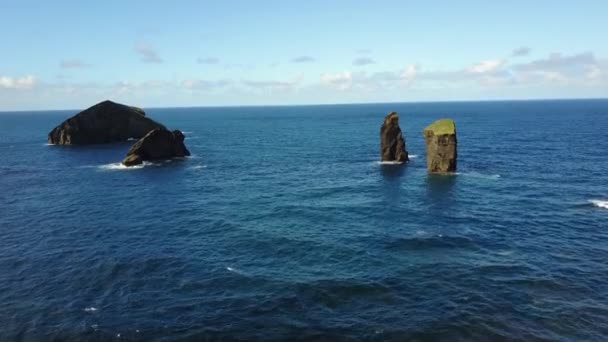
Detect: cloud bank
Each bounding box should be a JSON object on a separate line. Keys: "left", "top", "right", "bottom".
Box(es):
{"left": 0, "top": 75, "right": 37, "bottom": 90}
{"left": 321, "top": 51, "right": 605, "bottom": 91}
{"left": 2, "top": 49, "right": 606, "bottom": 110}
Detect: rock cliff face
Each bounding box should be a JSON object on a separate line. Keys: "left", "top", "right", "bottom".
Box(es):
{"left": 423, "top": 118, "right": 457, "bottom": 173}
{"left": 48, "top": 100, "right": 165, "bottom": 145}
{"left": 122, "top": 129, "right": 190, "bottom": 166}
{"left": 380, "top": 112, "right": 409, "bottom": 162}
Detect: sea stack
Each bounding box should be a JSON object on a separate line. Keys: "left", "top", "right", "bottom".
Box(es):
{"left": 380, "top": 112, "right": 409, "bottom": 162}
{"left": 122, "top": 129, "right": 190, "bottom": 166}
{"left": 48, "top": 100, "right": 165, "bottom": 145}
{"left": 423, "top": 118, "right": 457, "bottom": 173}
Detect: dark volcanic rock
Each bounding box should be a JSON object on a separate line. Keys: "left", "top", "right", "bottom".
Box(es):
{"left": 380, "top": 112, "right": 409, "bottom": 162}
{"left": 122, "top": 129, "right": 190, "bottom": 166}
{"left": 48, "top": 100, "right": 165, "bottom": 145}
{"left": 423, "top": 118, "right": 457, "bottom": 173}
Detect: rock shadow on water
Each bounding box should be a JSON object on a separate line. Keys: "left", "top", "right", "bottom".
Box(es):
{"left": 48, "top": 142, "right": 133, "bottom": 167}
{"left": 377, "top": 162, "right": 411, "bottom": 207}
{"left": 425, "top": 173, "right": 458, "bottom": 206}
{"left": 379, "top": 162, "right": 408, "bottom": 180}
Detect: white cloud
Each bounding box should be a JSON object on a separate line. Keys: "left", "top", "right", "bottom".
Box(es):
{"left": 242, "top": 74, "right": 303, "bottom": 90}
{"left": 3, "top": 51, "right": 605, "bottom": 111}
{"left": 181, "top": 79, "right": 232, "bottom": 90}
{"left": 320, "top": 65, "right": 417, "bottom": 91}
{"left": 0, "top": 75, "right": 37, "bottom": 90}
{"left": 401, "top": 64, "right": 417, "bottom": 81}
{"left": 586, "top": 65, "right": 603, "bottom": 80}
{"left": 467, "top": 59, "right": 505, "bottom": 73}
{"left": 141, "top": 80, "right": 170, "bottom": 88}
{"left": 321, "top": 71, "right": 353, "bottom": 90}
{"left": 317, "top": 51, "right": 606, "bottom": 92}
{"left": 513, "top": 52, "right": 595, "bottom": 72}
{"left": 180, "top": 79, "right": 201, "bottom": 89}
{"left": 540, "top": 71, "right": 567, "bottom": 83}
{"left": 115, "top": 81, "right": 134, "bottom": 93}
{"left": 511, "top": 52, "right": 601, "bottom": 85}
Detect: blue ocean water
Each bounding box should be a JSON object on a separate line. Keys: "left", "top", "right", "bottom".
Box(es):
{"left": 1, "top": 99, "right": 608, "bottom": 341}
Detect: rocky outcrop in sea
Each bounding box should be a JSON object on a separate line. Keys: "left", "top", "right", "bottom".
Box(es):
{"left": 423, "top": 118, "right": 457, "bottom": 173}
{"left": 122, "top": 129, "right": 190, "bottom": 166}
{"left": 380, "top": 112, "right": 409, "bottom": 162}
{"left": 48, "top": 100, "right": 165, "bottom": 145}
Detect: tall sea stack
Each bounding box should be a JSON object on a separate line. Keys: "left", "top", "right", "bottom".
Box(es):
{"left": 423, "top": 118, "right": 457, "bottom": 173}
{"left": 380, "top": 112, "right": 408, "bottom": 162}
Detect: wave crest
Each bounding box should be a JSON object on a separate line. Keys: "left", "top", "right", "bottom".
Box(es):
{"left": 376, "top": 161, "right": 404, "bottom": 165}
{"left": 98, "top": 162, "right": 152, "bottom": 170}
{"left": 589, "top": 200, "right": 608, "bottom": 209}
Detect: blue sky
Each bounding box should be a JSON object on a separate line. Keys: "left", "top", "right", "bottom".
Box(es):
{"left": 1, "top": 0, "right": 607, "bottom": 110}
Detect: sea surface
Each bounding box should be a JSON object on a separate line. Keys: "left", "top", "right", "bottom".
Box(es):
{"left": 1, "top": 99, "right": 608, "bottom": 341}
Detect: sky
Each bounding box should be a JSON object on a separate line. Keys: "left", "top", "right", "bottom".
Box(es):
{"left": 1, "top": 0, "right": 607, "bottom": 110}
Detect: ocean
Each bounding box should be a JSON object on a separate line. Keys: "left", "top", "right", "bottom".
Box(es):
{"left": 1, "top": 99, "right": 608, "bottom": 341}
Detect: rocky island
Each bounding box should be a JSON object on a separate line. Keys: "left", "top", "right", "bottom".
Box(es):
{"left": 423, "top": 118, "right": 457, "bottom": 173}
{"left": 48, "top": 100, "right": 192, "bottom": 166}
{"left": 122, "top": 129, "right": 190, "bottom": 166}
{"left": 380, "top": 112, "right": 409, "bottom": 162}
{"left": 48, "top": 100, "right": 165, "bottom": 145}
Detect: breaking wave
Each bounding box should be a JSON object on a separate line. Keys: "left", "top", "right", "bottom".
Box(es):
{"left": 98, "top": 162, "right": 153, "bottom": 170}
{"left": 589, "top": 199, "right": 608, "bottom": 209}
{"left": 376, "top": 161, "right": 404, "bottom": 165}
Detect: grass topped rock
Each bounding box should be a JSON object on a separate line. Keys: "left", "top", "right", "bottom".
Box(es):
{"left": 423, "top": 118, "right": 457, "bottom": 173}
{"left": 380, "top": 112, "right": 409, "bottom": 162}
{"left": 48, "top": 100, "right": 165, "bottom": 145}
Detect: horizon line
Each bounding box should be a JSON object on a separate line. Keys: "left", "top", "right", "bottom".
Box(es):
{"left": 1, "top": 96, "right": 607, "bottom": 113}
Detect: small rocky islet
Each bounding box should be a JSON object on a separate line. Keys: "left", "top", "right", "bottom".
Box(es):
{"left": 122, "top": 129, "right": 190, "bottom": 166}
{"left": 48, "top": 100, "right": 190, "bottom": 166}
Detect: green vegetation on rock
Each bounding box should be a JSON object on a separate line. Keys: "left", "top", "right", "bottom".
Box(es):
{"left": 423, "top": 118, "right": 455, "bottom": 135}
